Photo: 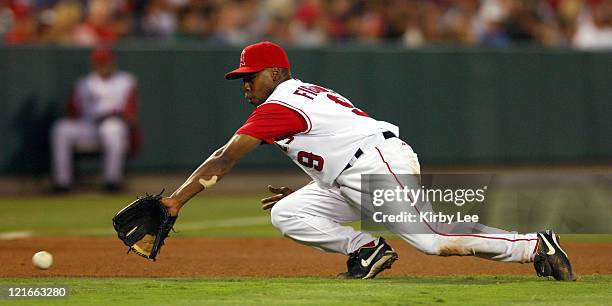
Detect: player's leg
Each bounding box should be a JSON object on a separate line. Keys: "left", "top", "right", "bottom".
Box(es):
{"left": 269, "top": 182, "right": 375, "bottom": 255}
{"left": 338, "top": 137, "right": 539, "bottom": 263}
{"left": 50, "top": 119, "right": 97, "bottom": 189}
{"left": 270, "top": 182, "right": 398, "bottom": 279}
{"left": 98, "top": 117, "right": 130, "bottom": 190}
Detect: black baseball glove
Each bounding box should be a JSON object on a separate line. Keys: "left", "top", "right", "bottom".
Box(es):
{"left": 112, "top": 190, "right": 177, "bottom": 261}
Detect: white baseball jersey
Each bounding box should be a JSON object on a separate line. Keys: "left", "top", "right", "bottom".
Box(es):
{"left": 267, "top": 80, "right": 540, "bottom": 264}
{"left": 264, "top": 79, "right": 399, "bottom": 188}
{"left": 73, "top": 71, "right": 137, "bottom": 121}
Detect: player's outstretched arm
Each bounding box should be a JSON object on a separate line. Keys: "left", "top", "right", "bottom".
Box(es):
{"left": 161, "top": 134, "right": 261, "bottom": 215}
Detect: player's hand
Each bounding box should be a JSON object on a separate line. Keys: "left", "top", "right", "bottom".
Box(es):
{"left": 161, "top": 197, "right": 181, "bottom": 216}
{"left": 261, "top": 185, "right": 294, "bottom": 210}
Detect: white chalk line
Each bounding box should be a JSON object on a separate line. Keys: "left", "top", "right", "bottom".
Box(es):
{"left": 0, "top": 231, "right": 34, "bottom": 240}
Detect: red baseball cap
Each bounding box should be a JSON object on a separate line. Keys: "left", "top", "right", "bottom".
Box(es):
{"left": 225, "top": 41, "right": 290, "bottom": 80}
{"left": 90, "top": 48, "right": 115, "bottom": 64}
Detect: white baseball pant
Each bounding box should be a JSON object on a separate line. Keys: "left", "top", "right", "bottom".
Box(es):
{"left": 51, "top": 117, "right": 129, "bottom": 187}
{"left": 270, "top": 135, "right": 539, "bottom": 263}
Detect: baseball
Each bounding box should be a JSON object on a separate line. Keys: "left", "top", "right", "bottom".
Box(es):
{"left": 32, "top": 251, "right": 53, "bottom": 270}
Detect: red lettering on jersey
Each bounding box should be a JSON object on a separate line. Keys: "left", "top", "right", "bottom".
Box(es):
{"left": 276, "top": 144, "right": 288, "bottom": 152}
{"left": 327, "top": 94, "right": 369, "bottom": 117}
{"left": 283, "top": 136, "right": 295, "bottom": 144}
{"left": 293, "top": 85, "right": 335, "bottom": 100}
{"left": 305, "top": 85, "right": 330, "bottom": 94}
{"left": 274, "top": 136, "right": 294, "bottom": 153}
{"left": 351, "top": 109, "right": 369, "bottom": 117}
{"left": 293, "top": 89, "right": 316, "bottom": 100}
{"left": 327, "top": 94, "right": 353, "bottom": 108}
{"left": 294, "top": 85, "right": 369, "bottom": 117}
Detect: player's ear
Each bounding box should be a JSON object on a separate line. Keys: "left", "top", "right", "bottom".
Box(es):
{"left": 271, "top": 68, "right": 280, "bottom": 81}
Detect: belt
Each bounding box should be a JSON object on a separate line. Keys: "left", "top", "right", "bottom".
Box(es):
{"left": 343, "top": 131, "right": 396, "bottom": 171}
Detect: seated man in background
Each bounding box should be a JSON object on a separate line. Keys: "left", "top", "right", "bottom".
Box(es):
{"left": 50, "top": 48, "right": 140, "bottom": 192}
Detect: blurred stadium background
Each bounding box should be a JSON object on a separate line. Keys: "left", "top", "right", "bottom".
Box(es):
{"left": 0, "top": 0, "right": 610, "bottom": 193}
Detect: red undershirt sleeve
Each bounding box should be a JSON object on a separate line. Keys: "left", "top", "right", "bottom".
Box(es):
{"left": 122, "top": 85, "right": 138, "bottom": 125}
{"left": 236, "top": 103, "right": 308, "bottom": 144}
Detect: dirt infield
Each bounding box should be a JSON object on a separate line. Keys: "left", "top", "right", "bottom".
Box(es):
{"left": 2, "top": 237, "right": 611, "bottom": 277}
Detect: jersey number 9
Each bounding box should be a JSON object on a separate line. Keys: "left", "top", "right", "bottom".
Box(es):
{"left": 297, "top": 151, "right": 324, "bottom": 171}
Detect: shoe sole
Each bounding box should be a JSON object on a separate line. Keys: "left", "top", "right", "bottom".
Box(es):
{"left": 362, "top": 251, "right": 398, "bottom": 279}
{"left": 538, "top": 231, "right": 574, "bottom": 281}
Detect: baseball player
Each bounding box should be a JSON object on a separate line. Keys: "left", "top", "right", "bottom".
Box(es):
{"left": 160, "top": 41, "right": 573, "bottom": 280}
{"left": 51, "top": 48, "right": 140, "bottom": 192}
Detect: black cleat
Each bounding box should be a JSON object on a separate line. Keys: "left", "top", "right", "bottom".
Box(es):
{"left": 337, "top": 237, "right": 398, "bottom": 279}
{"left": 534, "top": 230, "right": 574, "bottom": 281}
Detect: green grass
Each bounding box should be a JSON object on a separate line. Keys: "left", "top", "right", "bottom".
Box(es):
{"left": 1, "top": 195, "right": 612, "bottom": 241}
{"left": 0, "top": 276, "right": 610, "bottom": 305}
{"left": 0, "top": 195, "right": 281, "bottom": 237}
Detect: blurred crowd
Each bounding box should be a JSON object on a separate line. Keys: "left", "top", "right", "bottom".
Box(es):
{"left": 1, "top": 0, "right": 611, "bottom": 49}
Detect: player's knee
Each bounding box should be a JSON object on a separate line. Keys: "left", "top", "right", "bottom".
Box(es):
{"left": 51, "top": 119, "right": 72, "bottom": 140}
{"left": 99, "top": 118, "right": 129, "bottom": 151}
{"left": 419, "top": 244, "right": 441, "bottom": 256}
{"left": 269, "top": 203, "right": 286, "bottom": 232}
{"left": 409, "top": 236, "right": 443, "bottom": 256}
{"left": 412, "top": 237, "right": 472, "bottom": 256}
{"left": 269, "top": 200, "right": 295, "bottom": 235}
{"left": 99, "top": 118, "right": 127, "bottom": 137}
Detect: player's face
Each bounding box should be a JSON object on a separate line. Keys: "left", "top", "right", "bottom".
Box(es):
{"left": 92, "top": 62, "right": 115, "bottom": 79}
{"left": 242, "top": 69, "right": 275, "bottom": 106}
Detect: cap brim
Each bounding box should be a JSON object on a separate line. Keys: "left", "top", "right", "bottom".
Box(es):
{"left": 224, "top": 66, "right": 264, "bottom": 80}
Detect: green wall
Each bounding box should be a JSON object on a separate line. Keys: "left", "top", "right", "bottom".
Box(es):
{"left": 1, "top": 45, "right": 610, "bottom": 174}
